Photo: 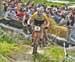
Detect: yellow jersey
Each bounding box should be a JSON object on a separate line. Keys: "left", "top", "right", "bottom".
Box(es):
{"left": 30, "top": 12, "right": 48, "bottom": 21}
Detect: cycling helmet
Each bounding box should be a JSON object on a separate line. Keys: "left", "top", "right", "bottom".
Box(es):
{"left": 37, "top": 7, "right": 44, "bottom": 14}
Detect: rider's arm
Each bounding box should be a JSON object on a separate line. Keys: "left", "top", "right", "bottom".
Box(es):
{"left": 22, "top": 15, "right": 26, "bottom": 26}
{"left": 43, "top": 13, "right": 49, "bottom": 27}
{"left": 27, "top": 17, "right": 31, "bottom": 25}
{"left": 27, "top": 13, "right": 36, "bottom": 25}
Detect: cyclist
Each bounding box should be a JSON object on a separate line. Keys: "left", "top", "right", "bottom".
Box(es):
{"left": 27, "top": 6, "right": 49, "bottom": 46}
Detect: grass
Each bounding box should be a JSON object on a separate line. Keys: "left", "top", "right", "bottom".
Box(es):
{"left": 24, "top": 0, "right": 66, "bottom": 6}
{"left": 32, "top": 53, "right": 50, "bottom": 62}
{"left": 41, "top": 45, "right": 75, "bottom": 62}
{"left": 46, "top": 2, "right": 66, "bottom": 6}
{"left": 43, "top": 46, "right": 64, "bottom": 59}
{"left": 0, "top": 29, "right": 16, "bottom": 43}
{"left": 0, "top": 42, "right": 27, "bottom": 56}
{"left": 24, "top": 37, "right": 32, "bottom": 45}
{"left": 0, "top": 41, "right": 31, "bottom": 62}
{"left": 0, "top": 28, "right": 31, "bottom": 62}
{"left": 32, "top": 45, "right": 75, "bottom": 62}
{"left": 0, "top": 58, "right": 8, "bottom": 62}
{"left": 0, "top": 28, "right": 75, "bottom": 62}
{"left": 42, "top": 46, "right": 64, "bottom": 62}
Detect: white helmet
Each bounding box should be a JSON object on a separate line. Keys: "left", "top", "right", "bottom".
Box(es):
{"left": 37, "top": 7, "right": 44, "bottom": 14}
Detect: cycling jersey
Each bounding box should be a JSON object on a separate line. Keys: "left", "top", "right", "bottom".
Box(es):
{"left": 28, "top": 12, "right": 49, "bottom": 26}
{"left": 30, "top": 12, "right": 48, "bottom": 21}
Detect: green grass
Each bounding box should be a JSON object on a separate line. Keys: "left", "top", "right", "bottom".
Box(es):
{"left": 0, "top": 42, "right": 30, "bottom": 56}
{"left": 35, "top": 46, "right": 64, "bottom": 62}
{"left": 0, "top": 28, "right": 31, "bottom": 62}
{"left": 0, "top": 29, "right": 75, "bottom": 62}
{"left": 0, "top": 41, "right": 31, "bottom": 62}
{"left": 24, "top": 37, "right": 32, "bottom": 45}
{"left": 43, "top": 46, "right": 64, "bottom": 59}
{"left": 40, "top": 45, "right": 75, "bottom": 62}
{"left": 32, "top": 54, "right": 50, "bottom": 62}
{"left": 46, "top": 2, "right": 66, "bottom": 6}
{"left": 0, "top": 28, "right": 30, "bottom": 55}
{"left": 0, "top": 42, "right": 21, "bottom": 56}
{"left": 24, "top": 0, "right": 66, "bottom": 6}
{"left": 0, "top": 58, "right": 8, "bottom": 62}
{"left": 32, "top": 45, "right": 75, "bottom": 62}
{"left": 0, "top": 27, "right": 15, "bottom": 43}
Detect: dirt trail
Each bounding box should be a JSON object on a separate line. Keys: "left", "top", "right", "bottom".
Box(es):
{"left": 7, "top": 46, "right": 44, "bottom": 62}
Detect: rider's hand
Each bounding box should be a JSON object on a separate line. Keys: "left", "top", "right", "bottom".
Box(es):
{"left": 27, "top": 24, "right": 31, "bottom": 27}
{"left": 45, "top": 27, "right": 48, "bottom": 29}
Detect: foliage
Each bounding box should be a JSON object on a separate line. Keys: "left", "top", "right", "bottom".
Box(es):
{"left": 42, "top": 46, "right": 75, "bottom": 62}
{"left": 24, "top": 37, "right": 32, "bottom": 45}
{"left": 0, "top": 29, "right": 16, "bottom": 43}
{"left": 43, "top": 46, "right": 64, "bottom": 59}
{"left": 46, "top": 1, "right": 66, "bottom": 6}
{"left": 32, "top": 45, "right": 75, "bottom": 62}
{"left": 0, "top": 28, "right": 31, "bottom": 62}
{"left": 0, "top": 41, "right": 31, "bottom": 62}
{"left": 32, "top": 53, "right": 50, "bottom": 62}
{"left": 24, "top": 0, "right": 66, "bottom": 6}
{"left": 0, "top": 42, "right": 21, "bottom": 56}
{"left": 0, "top": 58, "right": 8, "bottom": 62}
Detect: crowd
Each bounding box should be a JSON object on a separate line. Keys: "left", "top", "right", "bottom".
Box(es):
{"left": 1, "top": 0, "right": 75, "bottom": 25}
{"left": 1, "top": 0, "right": 75, "bottom": 42}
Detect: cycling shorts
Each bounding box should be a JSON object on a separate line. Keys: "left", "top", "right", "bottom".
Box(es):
{"left": 34, "top": 19, "right": 44, "bottom": 26}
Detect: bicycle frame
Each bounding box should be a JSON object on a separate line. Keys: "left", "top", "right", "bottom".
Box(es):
{"left": 32, "top": 26, "right": 43, "bottom": 54}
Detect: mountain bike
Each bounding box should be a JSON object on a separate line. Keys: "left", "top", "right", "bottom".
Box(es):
{"left": 32, "top": 25, "right": 43, "bottom": 54}
{"left": 32, "top": 23, "right": 49, "bottom": 54}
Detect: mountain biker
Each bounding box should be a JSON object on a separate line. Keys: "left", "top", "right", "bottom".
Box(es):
{"left": 27, "top": 6, "right": 49, "bottom": 46}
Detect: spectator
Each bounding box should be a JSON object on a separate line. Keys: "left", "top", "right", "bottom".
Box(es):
{"left": 58, "top": 15, "right": 67, "bottom": 26}
{"left": 4, "top": 6, "right": 11, "bottom": 20}
{"left": 53, "top": 12, "right": 60, "bottom": 24}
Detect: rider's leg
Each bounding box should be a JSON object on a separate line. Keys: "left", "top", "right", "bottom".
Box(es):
{"left": 43, "top": 21, "right": 49, "bottom": 45}
{"left": 31, "top": 31, "right": 37, "bottom": 46}
{"left": 38, "top": 30, "right": 43, "bottom": 47}
{"left": 44, "top": 29, "right": 49, "bottom": 44}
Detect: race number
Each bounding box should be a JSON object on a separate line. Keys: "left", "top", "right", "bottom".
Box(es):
{"left": 34, "top": 26, "right": 41, "bottom": 31}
